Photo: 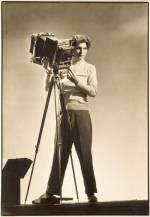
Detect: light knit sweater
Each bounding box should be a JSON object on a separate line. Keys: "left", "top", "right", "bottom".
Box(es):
{"left": 45, "top": 60, "right": 98, "bottom": 110}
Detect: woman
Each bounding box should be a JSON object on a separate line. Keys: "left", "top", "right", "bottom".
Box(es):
{"left": 33, "top": 35, "right": 98, "bottom": 204}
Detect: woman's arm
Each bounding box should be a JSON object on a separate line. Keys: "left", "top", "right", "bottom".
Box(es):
{"left": 67, "top": 65, "right": 98, "bottom": 97}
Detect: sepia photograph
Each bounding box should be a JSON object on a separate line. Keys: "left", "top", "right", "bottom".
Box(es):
{"left": 2, "top": 1, "right": 149, "bottom": 215}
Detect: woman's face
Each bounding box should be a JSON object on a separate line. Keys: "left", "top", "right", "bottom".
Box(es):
{"left": 73, "top": 42, "right": 88, "bottom": 61}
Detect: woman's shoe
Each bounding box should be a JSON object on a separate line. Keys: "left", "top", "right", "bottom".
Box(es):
{"left": 87, "top": 193, "right": 98, "bottom": 203}
{"left": 32, "top": 193, "right": 60, "bottom": 204}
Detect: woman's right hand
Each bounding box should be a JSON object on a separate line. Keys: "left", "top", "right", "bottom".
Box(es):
{"left": 41, "top": 57, "right": 49, "bottom": 70}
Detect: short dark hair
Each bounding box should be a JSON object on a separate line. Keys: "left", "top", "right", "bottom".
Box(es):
{"left": 72, "top": 35, "right": 91, "bottom": 49}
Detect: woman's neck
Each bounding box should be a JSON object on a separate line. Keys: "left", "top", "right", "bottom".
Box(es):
{"left": 72, "top": 57, "right": 85, "bottom": 64}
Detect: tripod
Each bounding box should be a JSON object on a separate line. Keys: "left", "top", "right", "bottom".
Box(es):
{"left": 25, "top": 67, "right": 79, "bottom": 204}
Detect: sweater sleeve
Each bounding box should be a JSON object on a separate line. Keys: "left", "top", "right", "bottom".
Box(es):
{"left": 76, "top": 64, "right": 98, "bottom": 97}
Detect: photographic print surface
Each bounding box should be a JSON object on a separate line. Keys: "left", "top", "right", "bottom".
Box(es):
{"left": 2, "top": 1, "right": 148, "bottom": 207}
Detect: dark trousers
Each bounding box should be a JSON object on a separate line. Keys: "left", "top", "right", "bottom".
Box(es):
{"left": 46, "top": 110, "right": 97, "bottom": 195}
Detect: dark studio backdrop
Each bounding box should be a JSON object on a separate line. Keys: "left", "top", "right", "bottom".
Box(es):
{"left": 2, "top": 2, "right": 148, "bottom": 203}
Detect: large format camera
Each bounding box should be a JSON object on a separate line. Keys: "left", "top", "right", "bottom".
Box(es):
{"left": 29, "top": 33, "right": 74, "bottom": 70}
